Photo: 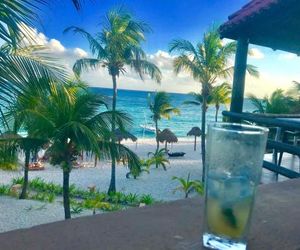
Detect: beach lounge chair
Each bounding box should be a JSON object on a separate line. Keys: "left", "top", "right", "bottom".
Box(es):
{"left": 167, "top": 152, "right": 186, "bottom": 157}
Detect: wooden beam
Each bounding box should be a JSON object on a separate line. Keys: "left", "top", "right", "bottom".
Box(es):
{"left": 222, "top": 111, "right": 300, "bottom": 130}
{"left": 230, "top": 38, "right": 249, "bottom": 121}
{"left": 263, "top": 161, "right": 300, "bottom": 179}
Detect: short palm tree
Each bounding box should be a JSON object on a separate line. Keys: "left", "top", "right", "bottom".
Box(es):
{"left": 169, "top": 27, "right": 258, "bottom": 181}
{"left": 20, "top": 82, "right": 138, "bottom": 219}
{"left": 172, "top": 173, "right": 204, "bottom": 198}
{"left": 148, "top": 91, "right": 180, "bottom": 152}
{"left": 17, "top": 138, "right": 46, "bottom": 199}
{"left": 184, "top": 92, "right": 213, "bottom": 111}
{"left": 64, "top": 7, "right": 162, "bottom": 193}
{"left": 210, "top": 83, "right": 231, "bottom": 122}
{"left": 148, "top": 148, "right": 170, "bottom": 171}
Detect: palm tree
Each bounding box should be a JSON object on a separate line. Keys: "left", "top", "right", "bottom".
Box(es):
{"left": 17, "top": 138, "right": 46, "bottom": 199}
{"left": 210, "top": 83, "right": 231, "bottom": 122}
{"left": 148, "top": 149, "right": 170, "bottom": 171}
{"left": 184, "top": 92, "right": 213, "bottom": 111}
{"left": 287, "top": 81, "right": 300, "bottom": 100}
{"left": 169, "top": 27, "right": 258, "bottom": 181}
{"left": 148, "top": 91, "right": 180, "bottom": 152}
{"left": 248, "top": 89, "right": 296, "bottom": 114}
{"left": 172, "top": 173, "right": 204, "bottom": 198}
{"left": 64, "top": 7, "right": 162, "bottom": 193}
{"left": 17, "top": 82, "right": 138, "bottom": 219}
{"left": 288, "top": 81, "right": 300, "bottom": 113}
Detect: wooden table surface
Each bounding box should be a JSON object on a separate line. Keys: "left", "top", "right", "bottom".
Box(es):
{"left": 0, "top": 179, "right": 299, "bottom": 250}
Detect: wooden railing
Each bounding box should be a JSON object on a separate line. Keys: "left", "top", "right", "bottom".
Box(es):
{"left": 222, "top": 111, "right": 300, "bottom": 179}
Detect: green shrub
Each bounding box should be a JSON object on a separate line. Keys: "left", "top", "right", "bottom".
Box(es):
{"left": 12, "top": 177, "right": 24, "bottom": 185}
{"left": 108, "top": 191, "right": 127, "bottom": 204}
{"left": 125, "top": 193, "right": 139, "bottom": 206}
{"left": 70, "top": 201, "right": 84, "bottom": 214}
{"left": 5, "top": 177, "right": 156, "bottom": 213}
{"left": 172, "top": 173, "right": 204, "bottom": 198}
{"left": 0, "top": 185, "right": 10, "bottom": 195}
{"left": 139, "top": 194, "right": 154, "bottom": 205}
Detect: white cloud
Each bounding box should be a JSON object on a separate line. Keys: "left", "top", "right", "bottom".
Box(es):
{"left": 81, "top": 50, "right": 200, "bottom": 93}
{"left": 249, "top": 48, "right": 264, "bottom": 59}
{"left": 278, "top": 52, "right": 297, "bottom": 60}
{"left": 17, "top": 25, "right": 296, "bottom": 96}
{"left": 220, "top": 38, "right": 233, "bottom": 46}
{"left": 73, "top": 48, "right": 88, "bottom": 58}
{"left": 48, "top": 39, "right": 65, "bottom": 53}
{"left": 245, "top": 71, "right": 296, "bottom": 98}
{"left": 18, "top": 25, "right": 89, "bottom": 75}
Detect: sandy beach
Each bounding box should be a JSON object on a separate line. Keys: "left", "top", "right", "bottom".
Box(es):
{"left": 0, "top": 137, "right": 297, "bottom": 233}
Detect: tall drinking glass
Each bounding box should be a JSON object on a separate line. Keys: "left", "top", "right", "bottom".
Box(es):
{"left": 203, "top": 123, "right": 268, "bottom": 250}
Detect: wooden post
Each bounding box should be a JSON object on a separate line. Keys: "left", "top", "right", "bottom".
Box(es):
{"left": 230, "top": 38, "right": 249, "bottom": 122}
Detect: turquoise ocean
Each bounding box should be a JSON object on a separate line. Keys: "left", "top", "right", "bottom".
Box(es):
{"left": 91, "top": 87, "right": 256, "bottom": 138}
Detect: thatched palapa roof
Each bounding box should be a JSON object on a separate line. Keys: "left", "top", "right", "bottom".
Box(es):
{"left": 157, "top": 129, "right": 178, "bottom": 143}
{"left": 115, "top": 129, "right": 137, "bottom": 142}
{"left": 187, "top": 127, "right": 201, "bottom": 137}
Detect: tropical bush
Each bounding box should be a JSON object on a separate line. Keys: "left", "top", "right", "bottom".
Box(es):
{"left": 139, "top": 194, "right": 155, "bottom": 205}
{"left": 172, "top": 173, "right": 204, "bottom": 198}
{"left": 248, "top": 89, "right": 298, "bottom": 114}
{"left": 6, "top": 177, "right": 156, "bottom": 211}
{"left": 148, "top": 148, "right": 170, "bottom": 170}
{"left": 126, "top": 158, "right": 151, "bottom": 179}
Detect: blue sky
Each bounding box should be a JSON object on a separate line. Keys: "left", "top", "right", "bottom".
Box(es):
{"left": 40, "top": 0, "right": 248, "bottom": 53}
{"left": 30, "top": 0, "right": 300, "bottom": 96}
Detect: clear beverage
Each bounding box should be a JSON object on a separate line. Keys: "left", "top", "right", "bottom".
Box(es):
{"left": 203, "top": 123, "right": 268, "bottom": 250}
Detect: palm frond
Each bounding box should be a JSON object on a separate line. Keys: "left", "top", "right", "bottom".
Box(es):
{"left": 0, "top": 0, "right": 45, "bottom": 47}
{"left": 72, "top": 58, "right": 102, "bottom": 77}
{"left": 64, "top": 26, "right": 106, "bottom": 59}
{"left": 246, "top": 64, "right": 259, "bottom": 78}
{"left": 247, "top": 94, "right": 266, "bottom": 113}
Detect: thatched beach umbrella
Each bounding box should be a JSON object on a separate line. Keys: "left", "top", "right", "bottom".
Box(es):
{"left": 187, "top": 127, "right": 201, "bottom": 151}
{"left": 115, "top": 129, "right": 137, "bottom": 143}
{"left": 157, "top": 129, "right": 178, "bottom": 150}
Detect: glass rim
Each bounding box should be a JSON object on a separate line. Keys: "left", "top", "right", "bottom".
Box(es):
{"left": 208, "top": 122, "right": 269, "bottom": 135}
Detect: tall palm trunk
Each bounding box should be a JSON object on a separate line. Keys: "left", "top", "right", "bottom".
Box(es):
{"left": 194, "top": 136, "right": 197, "bottom": 151}
{"left": 155, "top": 119, "right": 159, "bottom": 152}
{"left": 155, "top": 119, "right": 159, "bottom": 168}
{"left": 19, "top": 149, "right": 30, "bottom": 199}
{"left": 108, "top": 74, "right": 117, "bottom": 193}
{"left": 94, "top": 155, "right": 97, "bottom": 168}
{"left": 215, "top": 104, "right": 219, "bottom": 122}
{"left": 63, "top": 163, "right": 71, "bottom": 219}
{"left": 201, "top": 89, "right": 207, "bottom": 183}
